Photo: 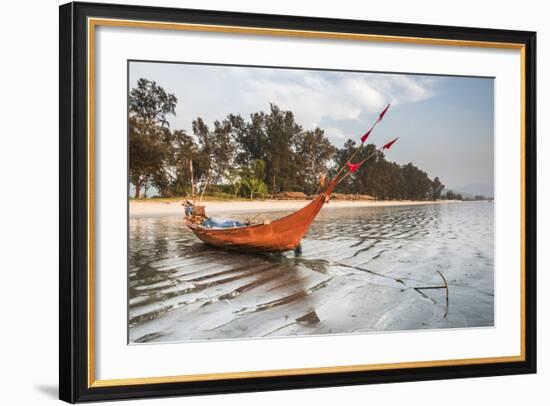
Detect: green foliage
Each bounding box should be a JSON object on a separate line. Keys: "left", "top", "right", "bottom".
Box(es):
{"left": 330, "top": 139, "right": 444, "bottom": 201}
{"left": 129, "top": 78, "right": 177, "bottom": 198}
{"left": 445, "top": 190, "right": 463, "bottom": 201}
{"left": 225, "top": 104, "right": 303, "bottom": 195}
{"left": 163, "top": 129, "right": 198, "bottom": 197}
{"left": 129, "top": 78, "right": 178, "bottom": 128}
{"left": 225, "top": 169, "right": 243, "bottom": 197}
{"left": 240, "top": 160, "right": 268, "bottom": 199}
{"left": 294, "top": 128, "right": 337, "bottom": 195}
{"left": 129, "top": 78, "right": 446, "bottom": 201}
{"left": 431, "top": 177, "right": 445, "bottom": 200}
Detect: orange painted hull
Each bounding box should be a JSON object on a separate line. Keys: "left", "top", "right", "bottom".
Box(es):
{"left": 185, "top": 194, "right": 327, "bottom": 253}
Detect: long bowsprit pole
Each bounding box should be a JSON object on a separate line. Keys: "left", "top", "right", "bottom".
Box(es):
{"left": 330, "top": 103, "right": 391, "bottom": 184}
{"left": 337, "top": 137, "right": 399, "bottom": 185}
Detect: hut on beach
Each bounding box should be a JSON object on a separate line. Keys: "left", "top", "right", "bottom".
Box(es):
{"left": 274, "top": 191, "right": 309, "bottom": 200}
{"left": 331, "top": 193, "right": 375, "bottom": 201}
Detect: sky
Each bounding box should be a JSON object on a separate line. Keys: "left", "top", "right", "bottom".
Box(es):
{"left": 129, "top": 61, "right": 494, "bottom": 195}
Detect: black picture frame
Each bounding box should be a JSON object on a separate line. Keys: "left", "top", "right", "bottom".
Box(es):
{"left": 59, "top": 1, "right": 537, "bottom": 403}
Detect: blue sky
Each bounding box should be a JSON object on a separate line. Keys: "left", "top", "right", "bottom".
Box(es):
{"left": 129, "top": 61, "right": 494, "bottom": 193}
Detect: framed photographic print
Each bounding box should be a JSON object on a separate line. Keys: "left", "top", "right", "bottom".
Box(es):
{"left": 59, "top": 1, "right": 536, "bottom": 403}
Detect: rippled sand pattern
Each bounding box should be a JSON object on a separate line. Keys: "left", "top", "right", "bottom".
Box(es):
{"left": 129, "top": 202, "right": 494, "bottom": 343}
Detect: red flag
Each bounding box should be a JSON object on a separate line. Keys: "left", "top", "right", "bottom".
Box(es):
{"left": 360, "top": 128, "right": 372, "bottom": 143}
{"left": 382, "top": 137, "right": 399, "bottom": 150}
{"left": 346, "top": 162, "right": 362, "bottom": 173}
{"left": 377, "top": 103, "right": 391, "bottom": 122}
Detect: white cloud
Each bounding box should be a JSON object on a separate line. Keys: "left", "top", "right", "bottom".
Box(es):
{"left": 130, "top": 62, "right": 437, "bottom": 134}
{"left": 323, "top": 127, "right": 347, "bottom": 140}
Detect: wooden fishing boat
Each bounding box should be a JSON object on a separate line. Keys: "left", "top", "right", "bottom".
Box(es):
{"left": 185, "top": 104, "right": 396, "bottom": 253}
{"left": 185, "top": 186, "right": 333, "bottom": 253}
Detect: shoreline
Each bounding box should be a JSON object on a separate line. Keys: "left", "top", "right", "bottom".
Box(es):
{"left": 130, "top": 199, "right": 460, "bottom": 218}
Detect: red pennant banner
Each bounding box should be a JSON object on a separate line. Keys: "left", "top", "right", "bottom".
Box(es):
{"left": 378, "top": 103, "right": 390, "bottom": 122}
{"left": 382, "top": 137, "right": 399, "bottom": 150}
{"left": 346, "top": 162, "right": 361, "bottom": 173}
{"left": 360, "top": 128, "right": 372, "bottom": 143}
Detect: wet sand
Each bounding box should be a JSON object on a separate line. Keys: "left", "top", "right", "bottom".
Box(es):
{"left": 129, "top": 202, "right": 494, "bottom": 344}
{"left": 130, "top": 199, "right": 455, "bottom": 218}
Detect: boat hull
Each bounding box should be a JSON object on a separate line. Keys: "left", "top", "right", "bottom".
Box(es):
{"left": 185, "top": 194, "right": 326, "bottom": 253}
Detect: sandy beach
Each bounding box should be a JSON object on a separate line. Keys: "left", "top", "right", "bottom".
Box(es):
{"left": 130, "top": 199, "right": 455, "bottom": 218}
{"left": 128, "top": 201, "right": 493, "bottom": 343}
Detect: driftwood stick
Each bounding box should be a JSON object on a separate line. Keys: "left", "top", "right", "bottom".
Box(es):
{"left": 334, "top": 261, "right": 405, "bottom": 285}
{"left": 333, "top": 261, "right": 449, "bottom": 318}
{"left": 437, "top": 270, "right": 449, "bottom": 318}
{"left": 414, "top": 271, "right": 449, "bottom": 317}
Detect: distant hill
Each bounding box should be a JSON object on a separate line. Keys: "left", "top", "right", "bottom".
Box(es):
{"left": 446, "top": 183, "right": 494, "bottom": 198}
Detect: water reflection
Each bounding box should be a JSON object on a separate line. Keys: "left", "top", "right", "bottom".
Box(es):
{"left": 129, "top": 202, "right": 494, "bottom": 343}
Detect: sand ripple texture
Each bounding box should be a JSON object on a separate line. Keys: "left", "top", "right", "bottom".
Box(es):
{"left": 129, "top": 202, "right": 494, "bottom": 343}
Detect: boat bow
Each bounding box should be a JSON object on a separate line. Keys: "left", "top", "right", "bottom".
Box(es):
{"left": 185, "top": 192, "right": 329, "bottom": 253}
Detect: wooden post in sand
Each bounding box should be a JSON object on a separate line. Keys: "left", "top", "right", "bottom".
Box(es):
{"left": 190, "top": 159, "right": 195, "bottom": 203}
{"left": 199, "top": 171, "right": 211, "bottom": 203}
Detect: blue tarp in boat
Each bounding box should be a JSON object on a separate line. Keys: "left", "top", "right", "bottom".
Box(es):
{"left": 201, "top": 218, "right": 247, "bottom": 229}
{"left": 184, "top": 206, "right": 194, "bottom": 216}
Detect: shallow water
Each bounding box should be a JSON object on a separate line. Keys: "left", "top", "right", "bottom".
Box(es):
{"left": 128, "top": 202, "right": 494, "bottom": 343}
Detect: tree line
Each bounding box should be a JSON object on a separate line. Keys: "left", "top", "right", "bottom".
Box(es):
{"left": 130, "top": 78, "right": 453, "bottom": 201}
